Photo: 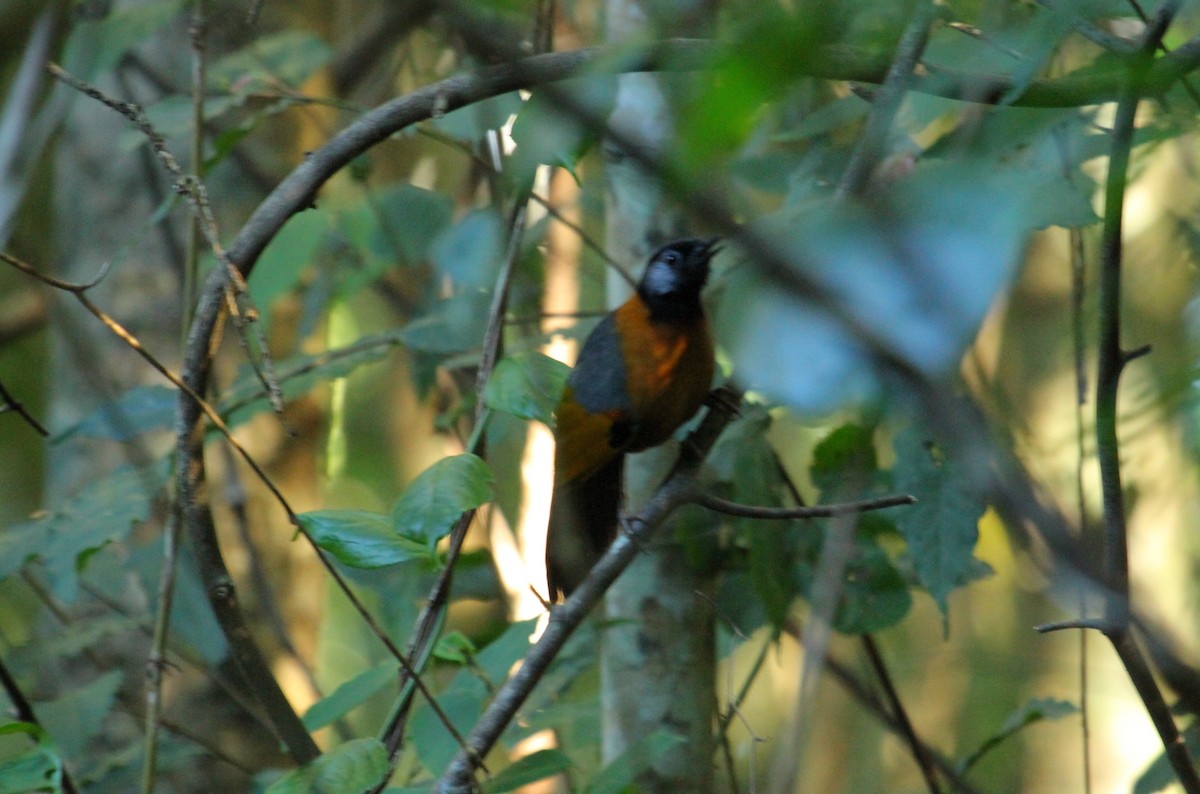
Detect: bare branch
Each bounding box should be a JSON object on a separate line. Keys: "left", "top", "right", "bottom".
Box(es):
{"left": 690, "top": 490, "right": 915, "bottom": 520}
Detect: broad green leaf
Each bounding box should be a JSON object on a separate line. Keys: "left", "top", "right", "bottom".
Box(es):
{"left": 392, "top": 455, "right": 494, "bottom": 545}
{"left": 411, "top": 690, "right": 483, "bottom": 776}
{"left": 266, "top": 738, "right": 388, "bottom": 794}
{"left": 484, "top": 353, "right": 570, "bottom": 425}
{"left": 302, "top": 663, "right": 396, "bottom": 731}
{"left": 431, "top": 209, "right": 503, "bottom": 290}
{"left": 0, "top": 722, "right": 61, "bottom": 794}
{"left": 354, "top": 183, "right": 454, "bottom": 268}
{"left": 833, "top": 546, "right": 912, "bottom": 634}
{"left": 892, "top": 427, "right": 987, "bottom": 621}
{"left": 0, "top": 462, "right": 166, "bottom": 600}
{"left": 401, "top": 293, "right": 491, "bottom": 355}
{"left": 431, "top": 92, "right": 523, "bottom": 141}
{"left": 55, "top": 385, "right": 175, "bottom": 442}
{"left": 709, "top": 411, "right": 797, "bottom": 627}
{"left": 248, "top": 208, "right": 329, "bottom": 321}
{"left": 508, "top": 77, "right": 616, "bottom": 188}
{"left": 716, "top": 268, "right": 876, "bottom": 414}
{"left": 810, "top": 424, "right": 877, "bottom": 495}
{"left": 61, "top": 0, "right": 185, "bottom": 80}
{"left": 483, "top": 749, "right": 574, "bottom": 793}
{"left": 475, "top": 617, "right": 539, "bottom": 685}
{"left": 37, "top": 670, "right": 123, "bottom": 760}
{"left": 726, "top": 159, "right": 1047, "bottom": 412}
{"left": 956, "top": 698, "right": 1078, "bottom": 774}
{"left": 298, "top": 510, "right": 434, "bottom": 568}
{"left": 584, "top": 731, "right": 686, "bottom": 794}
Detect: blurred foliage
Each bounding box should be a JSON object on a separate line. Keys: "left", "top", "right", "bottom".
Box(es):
{"left": 0, "top": 0, "right": 1198, "bottom": 792}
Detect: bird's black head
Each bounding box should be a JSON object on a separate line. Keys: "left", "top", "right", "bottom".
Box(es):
{"left": 636, "top": 237, "right": 720, "bottom": 322}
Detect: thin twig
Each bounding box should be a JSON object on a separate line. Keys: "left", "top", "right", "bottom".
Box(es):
{"left": 376, "top": 192, "right": 533, "bottom": 782}
{"left": 527, "top": 191, "right": 636, "bottom": 286}
{"left": 0, "top": 377, "right": 48, "bottom": 436}
{"left": 836, "top": 1, "right": 938, "bottom": 199}
{"left": 862, "top": 635, "right": 941, "bottom": 794}
{"left": 691, "top": 491, "right": 915, "bottom": 519}
{"left": 144, "top": 4, "right": 209, "bottom": 791}
{"left": 1088, "top": 3, "right": 1200, "bottom": 790}
{"left": 783, "top": 619, "right": 985, "bottom": 794}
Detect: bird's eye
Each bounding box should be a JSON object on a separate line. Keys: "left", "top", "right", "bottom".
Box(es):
{"left": 662, "top": 251, "right": 680, "bottom": 265}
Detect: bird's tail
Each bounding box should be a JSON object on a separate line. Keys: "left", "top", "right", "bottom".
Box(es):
{"left": 545, "top": 454, "right": 623, "bottom": 600}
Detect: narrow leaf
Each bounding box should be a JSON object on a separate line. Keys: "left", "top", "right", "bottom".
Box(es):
{"left": 302, "top": 663, "right": 396, "bottom": 731}
{"left": 483, "top": 749, "right": 574, "bottom": 793}
{"left": 956, "top": 697, "right": 1077, "bottom": 774}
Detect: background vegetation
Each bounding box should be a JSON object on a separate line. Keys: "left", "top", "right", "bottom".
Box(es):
{"left": 2, "top": 0, "right": 1200, "bottom": 792}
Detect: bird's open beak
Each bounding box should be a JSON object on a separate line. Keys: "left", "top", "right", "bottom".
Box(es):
{"left": 702, "top": 236, "right": 723, "bottom": 258}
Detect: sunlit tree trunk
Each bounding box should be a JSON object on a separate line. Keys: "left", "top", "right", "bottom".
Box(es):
{"left": 600, "top": 1, "right": 719, "bottom": 790}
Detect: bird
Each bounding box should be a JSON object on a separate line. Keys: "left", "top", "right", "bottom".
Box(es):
{"left": 545, "top": 237, "right": 720, "bottom": 600}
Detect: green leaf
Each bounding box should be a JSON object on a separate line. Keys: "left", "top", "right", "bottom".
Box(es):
{"left": 354, "top": 183, "right": 454, "bottom": 268}
{"left": 298, "top": 510, "right": 434, "bottom": 568}
{"left": 248, "top": 208, "right": 329, "bottom": 321}
{"left": 475, "top": 618, "right": 539, "bottom": 685}
{"left": 584, "top": 731, "right": 686, "bottom": 794}
{"left": 833, "top": 546, "right": 912, "bottom": 634}
{"left": 892, "top": 427, "right": 987, "bottom": 621}
{"left": 266, "top": 738, "right": 388, "bottom": 794}
{"left": 956, "top": 697, "right": 1078, "bottom": 774}
{"left": 0, "top": 722, "right": 61, "bottom": 794}
{"left": 37, "top": 670, "right": 124, "bottom": 760}
{"left": 430, "top": 92, "right": 523, "bottom": 141}
{"left": 508, "top": 77, "right": 615, "bottom": 188}
{"left": 401, "top": 293, "right": 491, "bottom": 355}
{"left": 431, "top": 209, "right": 504, "bottom": 290}
{"left": 483, "top": 749, "right": 574, "bottom": 793}
{"left": 810, "top": 424, "right": 877, "bottom": 495}
{"left": 434, "top": 632, "right": 477, "bottom": 665}
{"left": 302, "top": 663, "right": 396, "bottom": 731}
{"left": 392, "top": 454, "right": 494, "bottom": 545}
{"left": 61, "top": 0, "right": 185, "bottom": 80}
{"left": 484, "top": 352, "right": 570, "bottom": 425}
{"left": 56, "top": 385, "right": 176, "bottom": 442}
{"left": 0, "top": 462, "right": 166, "bottom": 600}
{"left": 411, "top": 690, "right": 483, "bottom": 776}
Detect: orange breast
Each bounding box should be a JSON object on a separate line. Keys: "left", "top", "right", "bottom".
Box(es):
{"left": 612, "top": 298, "right": 714, "bottom": 451}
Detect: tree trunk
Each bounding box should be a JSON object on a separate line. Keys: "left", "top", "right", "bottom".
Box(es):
{"left": 600, "top": 1, "right": 719, "bottom": 790}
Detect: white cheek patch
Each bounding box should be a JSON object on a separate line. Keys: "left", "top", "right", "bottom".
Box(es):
{"left": 642, "top": 262, "right": 679, "bottom": 296}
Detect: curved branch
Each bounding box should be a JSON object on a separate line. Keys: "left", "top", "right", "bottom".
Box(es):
{"left": 166, "top": 26, "right": 1200, "bottom": 776}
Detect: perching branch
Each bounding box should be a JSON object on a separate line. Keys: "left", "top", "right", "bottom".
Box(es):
{"left": 435, "top": 387, "right": 743, "bottom": 793}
